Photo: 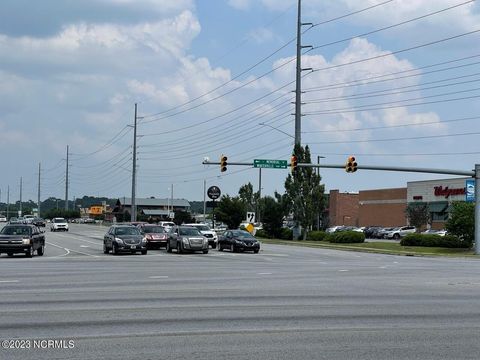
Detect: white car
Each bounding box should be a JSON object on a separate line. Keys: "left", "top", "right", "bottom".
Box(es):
{"left": 184, "top": 223, "right": 218, "bottom": 248}
{"left": 51, "top": 217, "right": 69, "bottom": 232}
{"left": 0, "top": 215, "right": 7, "bottom": 222}
{"left": 385, "top": 226, "right": 416, "bottom": 239}
{"left": 158, "top": 221, "right": 175, "bottom": 233}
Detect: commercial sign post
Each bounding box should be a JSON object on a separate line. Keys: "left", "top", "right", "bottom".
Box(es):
{"left": 207, "top": 186, "right": 221, "bottom": 230}
{"left": 466, "top": 179, "right": 475, "bottom": 202}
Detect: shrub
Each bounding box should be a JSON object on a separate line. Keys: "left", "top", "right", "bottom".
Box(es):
{"left": 328, "top": 231, "right": 365, "bottom": 244}
{"left": 400, "top": 234, "right": 471, "bottom": 248}
{"left": 279, "top": 227, "right": 293, "bottom": 240}
{"left": 255, "top": 229, "right": 269, "bottom": 238}
{"left": 307, "top": 231, "right": 327, "bottom": 241}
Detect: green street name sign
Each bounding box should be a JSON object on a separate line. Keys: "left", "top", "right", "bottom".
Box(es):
{"left": 253, "top": 159, "right": 288, "bottom": 169}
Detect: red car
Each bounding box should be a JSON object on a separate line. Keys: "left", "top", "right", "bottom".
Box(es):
{"left": 139, "top": 224, "right": 168, "bottom": 249}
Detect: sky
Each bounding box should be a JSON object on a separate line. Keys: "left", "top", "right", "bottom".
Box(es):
{"left": 1, "top": 0, "right": 480, "bottom": 204}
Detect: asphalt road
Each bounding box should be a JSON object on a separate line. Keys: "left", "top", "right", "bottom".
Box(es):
{"left": 0, "top": 224, "right": 479, "bottom": 360}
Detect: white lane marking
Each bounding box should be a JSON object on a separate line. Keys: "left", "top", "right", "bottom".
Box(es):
{"left": 46, "top": 242, "right": 70, "bottom": 257}
{"left": 54, "top": 233, "right": 102, "bottom": 247}
{"left": 338, "top": 269, "right": 349, "bottom": 272}
{"left": 379, "top": 266, "right": 387, "bottom": 269}
{"left": 46, "top": 241, "right": 99, "bottom": 258}
{"left": 80, "top": 245, "right": 90, "bottom": 248}
{"left": 258, "top": 272, "right": 272, "bottom": 275}
{"left": 149, "top": 276, "right": 169, "bottom": 279}
{"left": 0, "top": 280, "right": 19, "bottom": 283}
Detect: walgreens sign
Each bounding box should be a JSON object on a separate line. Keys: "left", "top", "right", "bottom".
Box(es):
{"left": 434, "top": 186, "right": 465, "bottom": 198}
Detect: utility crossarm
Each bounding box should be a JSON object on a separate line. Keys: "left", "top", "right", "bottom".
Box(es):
{"left": 297, "top": 163, "right": 475, "bottom": 177}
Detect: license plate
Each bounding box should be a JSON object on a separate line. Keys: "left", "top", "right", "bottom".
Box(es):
{"left": 130, "top": 245, "right": 135, "bottom": 249}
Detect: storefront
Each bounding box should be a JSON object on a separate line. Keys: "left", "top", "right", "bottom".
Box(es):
{"left": 407, "top": 177, "right": 473, "bottom": 229}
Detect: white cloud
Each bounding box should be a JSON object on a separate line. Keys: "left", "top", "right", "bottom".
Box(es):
{"left": 228, "top": 0, "right": 252, "bottom": 11}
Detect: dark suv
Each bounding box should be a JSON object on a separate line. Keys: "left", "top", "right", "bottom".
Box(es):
{"left": 0, "top": 224, "right": 45, "bottom": 257}
{"left": 103, "top": 225, "right": 148, "bottom": 255}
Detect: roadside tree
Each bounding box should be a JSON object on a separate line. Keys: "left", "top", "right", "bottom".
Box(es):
{"left": 215, "top": 195, "right": 246, "bottom": 229}
{"left": 445, "top": 201, "right": 474, "bottom": 247}
{"left": 405, "top": 202, "right": 430, "bottom": 231}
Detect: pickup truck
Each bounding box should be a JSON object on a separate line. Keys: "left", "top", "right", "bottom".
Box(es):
{"left": 0, "top": 224, "right": 45, "bottom": 257}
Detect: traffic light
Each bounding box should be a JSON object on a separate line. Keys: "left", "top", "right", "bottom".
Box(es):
{"left": 345, "top": 156, "right": 357, "bottom": 173}
{"left": 290, "top": 154, "right": 298, "bottom": 173}
{"left": 220, "top": 155, "right": 228, "bottom": 172}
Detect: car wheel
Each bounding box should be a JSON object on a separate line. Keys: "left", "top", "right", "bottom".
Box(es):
{"left": 25, "top": 246, "right": 33, "bottom": 258}
{"left": 166, "top": 241, "right": 172, "bottom": 253}
{"left": 230, "top": 244, "right": 235, "bottom": 253}
{"left": 203, "top": 250, "right": 208, "bottom": 254}
{"left": 177, "top": 242, "right": 183, "bottom": 254}
{"left": 103, "top": 243, "right": 109, "bottom": 254}
{"left": 7, "top": 253, "right": 13, "bottom": 257}
{"left": 218, "top": 243, "right": 223, "bottom": 252}
{"left": 112, "top": 243, "right": 118, "bottom": 255}
{"left": 393, "top": 233, "right": 400, "bottom": 240}
{"left": 254, "top": 249, "right": 259, "bottom": 254}
{"left": 141, "top": 249, "right": 147, "bottom": 255}
{"left": 37, "top": 245, "right": 44, "bottom": 256}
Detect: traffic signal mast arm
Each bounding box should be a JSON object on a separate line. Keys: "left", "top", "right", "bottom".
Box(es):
{"left": 202, "top": 159, "right": 473, "bottom": 176}
{"left": 298, "top": 163, "right": 474, "bottom": 177}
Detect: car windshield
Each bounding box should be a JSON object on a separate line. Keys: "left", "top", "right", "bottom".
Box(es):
{"left": 179, "top": 228, "right": 202, "bottom": 236}
{"left": 194, "top": 225, "right": 210, "bottom": 231}
{"left": 142, "top": 226, "right": 165, "bottom": 234}
{"left": 1, "top": 226, "right": 31, "bottom": 236}
{"left": 231, "top": 230, "right": 255, "bottom": 239}
{"left": 115, "top": 227, "right": 141, "bottom": 236}
{"left": 163, "top": 222, "right": 175, "bottom": 227}
{"left": 54, "top": 218, "right": 66, "bottom": 223}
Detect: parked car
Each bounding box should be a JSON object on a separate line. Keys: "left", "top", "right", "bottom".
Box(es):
{"left": 184, "top": 223, "right": 218, "bottom": 248}
{"left": 139, "top": 224, "right": 168, "bottom": 249}
{"left": 50, "top": 218, "right": 69, "bottom": 232}
{"left": 376, "top": 227, "right": 395, "bottom": 239}
{"left": 364, "top": 226, "right": 382, "bottom": 238}
{"left": 83, "top": 218, "right": 96, "bottom": 224}
{"left": 0, "top": 224, "right": 45, "bottom": 257}
{"left": 32, "top": 218, "right": 46, "bottom": 227}
{"left": 385, "top": 226, "right": 416, "bottom": 239}
{"left": 422, "top": 229, "right": 447, "bottom": 236}
{"left": 166, "top": 225, "right": 209, "bottom": 254}
{"left": 218, "top": 230, "right": 260, "bottom": 253}
{"left": 9, "top": 217, "right": 22, "bottom": 224}
{"left": 103, "top": 225, "right": 147, "bottom": 255}
{"left": 0, "top": 215, "right": 6, "bottom": 222}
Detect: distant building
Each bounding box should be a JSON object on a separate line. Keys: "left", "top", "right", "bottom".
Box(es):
{"left": 113, "top": 197, "right": 191, "bottom": 221}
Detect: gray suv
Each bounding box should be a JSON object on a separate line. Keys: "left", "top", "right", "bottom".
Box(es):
{"left": 166, "top": 226, "right": 209, "bottom": 254}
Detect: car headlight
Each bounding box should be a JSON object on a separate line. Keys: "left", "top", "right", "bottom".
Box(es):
{"left": 141, "top": 237, "right": 147, "bottom": 243}
{"left": 235, "top": 240, "right": 244, "bottom": 245}
{"left": 115, "top": 238, "right": 124, "bottom": 244}
{"left": 182, "top": 237, "right": 189, "bottom": 244}
{"left": 22, "top": 238, "right": 31, "bottom": 245}
{"left": 203, "top": 238, "right": 208, "bottom": 245}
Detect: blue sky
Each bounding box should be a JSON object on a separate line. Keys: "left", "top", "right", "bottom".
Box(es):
{"left": 1, "top": 0, "right": 480, "bottom": 204}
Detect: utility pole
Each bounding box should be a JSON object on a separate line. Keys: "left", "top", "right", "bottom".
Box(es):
{"left": 38, "top": 162, "right": 41, "bottom": 218}
{"left": 203, "top": 180, "right": 206, "bottom": 222}
{"left": 257, "top": 168, "right": 262, "bottom": 223}
{"left": 131, "top": 103, "right": 138, "bottom": 222}
{"left": 294, "top": 0, "right": 302, "bottom": 146}
{"left": 170, "top": 184, "right": 174, "bottom": 218}
{"left": 6, "top": 185, "right": 9, "bottom": 219}
{"left": 19, "top": 177, "right": 22, "bottom": 216}
{"left": 65, "top": 145, "right": 69, "bottom": 211}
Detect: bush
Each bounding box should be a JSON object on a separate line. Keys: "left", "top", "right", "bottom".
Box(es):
{"left": 279, "top": 227, "right": 293, "bottom": 240}
{"left": 307, "top": 231, "right": 327, "bottom": 241}
{"left": 327, "top": 231, "right": 365, "bottom": 244}
{"left": 255, "top": 229, "right": 269, "bottom": 238}
{"left": 400, "top": 234, "right": 471, "bottom": 248}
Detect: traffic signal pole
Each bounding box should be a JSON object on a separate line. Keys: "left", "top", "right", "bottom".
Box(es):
{"left": 203, "top": 159, "right": 479, "bottom": 254}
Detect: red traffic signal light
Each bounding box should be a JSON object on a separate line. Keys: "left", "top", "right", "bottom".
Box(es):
{"left": 345, "top": 156, "right": 357, "bottom": 173}
{"left": 220, "top": 155, "right": 228, "bottom": 172}
{"left": 290, "top": 155, "right": 298, "bottom": 173}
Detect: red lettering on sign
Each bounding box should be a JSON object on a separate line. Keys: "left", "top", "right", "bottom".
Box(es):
{"left": 434, "top": 186, "right": 465, "bottom": 198}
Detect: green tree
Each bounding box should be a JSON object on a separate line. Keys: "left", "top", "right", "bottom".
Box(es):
{"left": 215, "top": 195, "right": 246, "bottom": 229}
{"left": 173, "top": 210, "right": 195, "bottom": 225}
{"left": 446, "top": 201, "right": 474, "bottom": 247}
{"left": 405, "top": 202, "right": 430, "bottom": 231}
{"left": 259, "top": 194, "right": 285, "bottom": 238}
{"left": 283, "top": 144, "right": 325, "bottom": 239}
{"left": 238, "top": 182, "right": 258, "bottom": 212}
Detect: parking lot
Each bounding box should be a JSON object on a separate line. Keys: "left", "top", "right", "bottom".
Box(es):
{"left": 1, "top": 224, "right": 480, "bottom": 360}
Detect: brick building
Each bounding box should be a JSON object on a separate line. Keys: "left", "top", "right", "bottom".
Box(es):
{"left": 358, "top": 188, "right": 407, "bottom": 227}
{"left": 328, "top": 190, "right": 359, "bottom": 226}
